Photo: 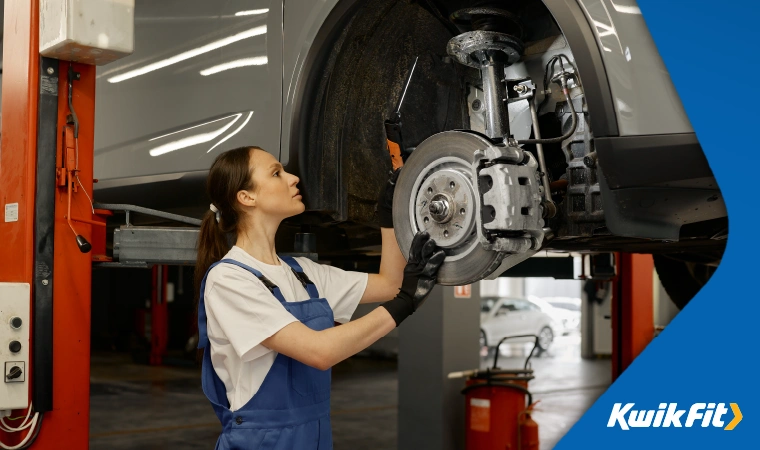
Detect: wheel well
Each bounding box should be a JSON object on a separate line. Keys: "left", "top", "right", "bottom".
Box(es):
{"left": 289, "top": 0, "right": 471, "bottom": 227}
{"left": 283, "top": 0, "right": 620, "bottom": 257}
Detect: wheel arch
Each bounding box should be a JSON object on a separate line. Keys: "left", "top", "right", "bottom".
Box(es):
{"left": 283, "top": 0, "right": 470, "bottom": 225}
{"left": 281, "top": 0, "right": 363, "bottom": 221}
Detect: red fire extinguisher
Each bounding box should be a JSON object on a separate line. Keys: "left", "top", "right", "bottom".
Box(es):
{"left": 518, "top": 403, "right": 540, "bottom": 450}
{"left": 449, "top": 334, "right": 541, "bottom": 450}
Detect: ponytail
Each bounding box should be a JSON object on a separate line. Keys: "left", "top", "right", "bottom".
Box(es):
{"left": 194, "top": 210, "right": 232, "bottom": 304}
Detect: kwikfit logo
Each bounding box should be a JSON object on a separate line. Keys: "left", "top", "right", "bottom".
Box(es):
{"left": 607, "top": 403, "right": 742, "bottom": 430}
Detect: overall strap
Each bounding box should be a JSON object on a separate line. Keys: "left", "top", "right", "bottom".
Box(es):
{"left": 216, "top": 259, "right": 286, "bottom": 302}
{"left": 280, "top": 256, "right": 320, "bottom": 299}
{"left": 198, "top": 259, "right": 287, "bottom": 350}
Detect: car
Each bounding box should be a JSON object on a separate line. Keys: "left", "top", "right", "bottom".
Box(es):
{"left": 93, "top": 0, "right": 726, "bottom": 308}
{"left": 534, "top": 296, "right": 581, "bottom": 335}
{"left": 480, "top": 296, "right": 560, "bottom": 354}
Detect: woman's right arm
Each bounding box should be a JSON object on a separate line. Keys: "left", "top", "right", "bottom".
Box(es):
{"left": 263, "top": 231, "right": 446, "bottom": 371}
{"left": 261, "top": 308, "right": 396, "bottom": 370}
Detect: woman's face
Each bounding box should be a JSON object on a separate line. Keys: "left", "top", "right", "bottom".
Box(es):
{"left": 247, "top": 149, "right": 305, "bottom": 220}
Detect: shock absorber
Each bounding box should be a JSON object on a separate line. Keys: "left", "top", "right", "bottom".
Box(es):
{"left": 447, "top": 6, "right": 561, "bottom": 219}
{"left": 446, "top": 6, "right": 524, "bottom": 141}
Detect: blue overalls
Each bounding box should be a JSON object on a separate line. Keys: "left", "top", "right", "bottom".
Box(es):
{"left": 197, "top": 256, "right": 334, "bottom": 449}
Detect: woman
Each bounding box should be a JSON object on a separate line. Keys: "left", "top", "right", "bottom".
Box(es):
{"left": 194, "top": 146, "right": 445, "bottom": 449}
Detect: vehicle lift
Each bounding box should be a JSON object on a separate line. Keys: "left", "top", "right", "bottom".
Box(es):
{"left": 0, "top": 1, "right": 654, "bottom": 447}
{"left": 610, "top": 253, "right": 654, "bottom": 380}
{"left": 579, "top": 252, "right": 656, "bottom": 379}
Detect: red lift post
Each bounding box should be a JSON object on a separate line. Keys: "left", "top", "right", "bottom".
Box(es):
{"left": 150, "top": 266, "right": 169, "bottom": 366}
{"left": 1, "top": 0, "right": 96, "bottom": 446}
{"left": 611, "top": 253, "right": 655, "bottom": 380}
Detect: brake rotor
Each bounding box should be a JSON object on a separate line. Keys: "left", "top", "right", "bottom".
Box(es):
{"left": 393, "top": 130, "right": 505, "bottom": 285}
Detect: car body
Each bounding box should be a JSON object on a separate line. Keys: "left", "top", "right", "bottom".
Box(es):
{"left": 532, "top": 296, "right": 581, "bottom": 335}
{"left": 92, "top": 0, "right": 726, "bottom": 301}
{"left": 480, "top": 296, "right": 560, "bottom": 352}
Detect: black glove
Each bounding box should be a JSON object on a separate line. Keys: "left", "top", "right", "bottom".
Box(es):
{"left": 376, "top": 168, "right": 401, "bottom": 229}
{"left": 381, "top": 231, "right": 446, "bottom": 326}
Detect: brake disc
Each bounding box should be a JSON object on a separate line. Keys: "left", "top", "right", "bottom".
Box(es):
{"left": 393, "top": 130, "right": 505, "bottom": 285}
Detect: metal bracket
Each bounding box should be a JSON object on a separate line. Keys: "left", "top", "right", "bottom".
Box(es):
{"left": 92, "top": 202, "right": 202, "bottom": 227}
{"left": 505, "top": 77, "right": 535, "bottom": 103}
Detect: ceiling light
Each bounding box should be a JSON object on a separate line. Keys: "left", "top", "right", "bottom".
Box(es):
{"left": 199, "top": 56, "right": 268, "bottom": 76}
{"left": 235, "top": 9, "right": 269, "bottom": 16}
{"left": 149, "top": 114, "right": 242, "bottom": 156}
{"left": 108, "top": 26, "right": 267, "bottom": 83}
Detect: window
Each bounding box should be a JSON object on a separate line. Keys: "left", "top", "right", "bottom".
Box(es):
{"left": 549, "top": 301, "right": 581, "bottom": 312}
{"left": 524, "top": 301, "right": 540, "bottom": 311}
{"left": 498, "top": 302, "right": 518, "bottom": 313}
{"left": 511, "top": 300, "right": 532, "bottom": 311}
{"left": 481, "top": 298, "right": 498, "bottom": 313}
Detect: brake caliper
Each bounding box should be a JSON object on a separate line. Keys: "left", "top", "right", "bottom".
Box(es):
{"left": 473, "top": 142, "right": 546, "bottom": 275}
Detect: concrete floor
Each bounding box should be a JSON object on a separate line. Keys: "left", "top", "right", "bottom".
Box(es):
{"left": 90, "top": 335, "right": 609, "bottom": 449}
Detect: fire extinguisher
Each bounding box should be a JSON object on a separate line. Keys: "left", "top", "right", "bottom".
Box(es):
{"left": 518, "top": 403, "right": 540, "bottom": 450}
{"left": 449, "top": 334, "right": 541, "bottom": 450}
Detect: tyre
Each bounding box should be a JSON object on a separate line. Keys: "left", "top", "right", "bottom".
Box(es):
{"left": 537, "top": 326, "right": 553, "bottom": 353}
{"left": 653, "top": 254, "right": 717, "bottom": 310}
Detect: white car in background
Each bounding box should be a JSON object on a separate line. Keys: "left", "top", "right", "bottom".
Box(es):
{"left": 480, "top": 297, "right": 560, "bottom": 354}
{"left": 538, "top": 296, "right": 582, "bottom": 335}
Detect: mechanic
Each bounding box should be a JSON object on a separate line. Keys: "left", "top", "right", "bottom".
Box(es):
{"left": 194, "top": 146, "right": 445, "bottom": 449}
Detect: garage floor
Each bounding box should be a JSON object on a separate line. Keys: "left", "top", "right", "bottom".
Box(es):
{"left": 90, "top": 335, "right": 609, "bottom": 449}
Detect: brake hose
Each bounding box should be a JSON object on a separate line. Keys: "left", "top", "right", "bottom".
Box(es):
{"left": 517, "top": 79, "right": 577, "bottom": 145}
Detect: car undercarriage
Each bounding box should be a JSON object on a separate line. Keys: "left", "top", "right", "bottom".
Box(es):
{"left": 278, "top": 0, "right": 726, "bottom": 300}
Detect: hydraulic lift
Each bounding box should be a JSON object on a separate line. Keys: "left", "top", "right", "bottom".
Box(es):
{"left": 611, "top": 253, "right": 654, "bottom": 380}
{"left": 0, "top": 1, "right": 137, "bottom": 446}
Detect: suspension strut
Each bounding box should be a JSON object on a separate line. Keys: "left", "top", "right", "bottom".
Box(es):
{"left": 447, "top": 6, "right": 523, "bottom": 141}
{"left": 446, "top": 6, "right": 558, "bottom": 219}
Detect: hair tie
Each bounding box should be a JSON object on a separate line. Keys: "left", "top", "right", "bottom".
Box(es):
{"left": 209, "top": 203, "right": 221, "bottom": 224}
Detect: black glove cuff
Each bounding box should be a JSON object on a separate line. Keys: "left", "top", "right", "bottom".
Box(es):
{"left": 377, "top": 206, "right": 394, "bottom": 229}
{"left": 380, "top": 292, "right": 414, "bottom": 327}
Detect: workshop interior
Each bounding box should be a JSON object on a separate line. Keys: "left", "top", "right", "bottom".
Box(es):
{"left": 0, "top": 0, "right": 726, "bottom": 449}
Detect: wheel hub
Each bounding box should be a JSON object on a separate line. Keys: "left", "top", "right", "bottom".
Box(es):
{"left": 429, "top": 195, "right": 452, "bottom": 223}
{"left": 411, "top": 158, "right": 477, "bottom": 252}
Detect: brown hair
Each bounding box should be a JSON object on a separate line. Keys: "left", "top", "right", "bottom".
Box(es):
{"left": 194, "top": 146, "right": 262, "bottom": 309}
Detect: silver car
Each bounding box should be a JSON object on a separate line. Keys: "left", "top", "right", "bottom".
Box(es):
{"left": 94, "top": 0, "right": 726, "bottom": 308}
{"left": 480, "top": 296, "right": 559, "bottom": 353}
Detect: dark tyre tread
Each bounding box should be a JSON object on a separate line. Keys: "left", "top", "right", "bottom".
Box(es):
{"left": 653, "top": 254, "right": 715, "bottom": 310}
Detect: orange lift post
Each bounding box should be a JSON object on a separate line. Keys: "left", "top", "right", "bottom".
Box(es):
{"left": 611, "top": 253, "right": 655, "bottom": 380}
{"left": 0, "top": 0, "right": 97, "bottom": 446}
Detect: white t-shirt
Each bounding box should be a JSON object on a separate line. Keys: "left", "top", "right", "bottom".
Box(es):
{"left": 203, "top": 245, "right": 368, "bottom": 411}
